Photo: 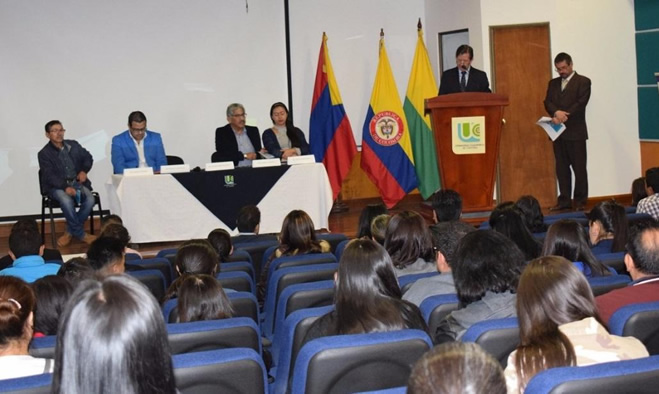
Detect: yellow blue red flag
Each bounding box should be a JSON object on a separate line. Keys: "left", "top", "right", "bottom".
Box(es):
{"left": 361, "top": 30, "right": 418, "bottom": 208}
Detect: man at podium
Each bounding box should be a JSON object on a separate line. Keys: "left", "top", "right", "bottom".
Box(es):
{"left": 438, "top": 45, "right": 491, "bottom": 95}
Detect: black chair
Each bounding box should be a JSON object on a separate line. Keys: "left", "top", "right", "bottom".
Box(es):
{"left": 167, "top": 317, "right": 261, "bottom": 355}
{"left": 166, "top": 155, "right": 184, "bottom": 165}
{"left": 290, "top": 329, "right": 433, "bottom": 394}
{"left": 609, "top": 301, "right": 659, "bottom": 355}
{"left": 461, "top": 317, "right": 520, "bottom": 367}
{"left": 172, "top": 348, "right": 267, "bottom": 394}
{"left": 39, "top": 170, "right": 103, "bottom": 248}
{"left": 234, "top": 240, "right": 279, "bottom": 280}
{"left": 525, "top": 355, "right": 659, "bottom": 394}
{"left": 127, "top": 269, "right": 166, "bottom": 301}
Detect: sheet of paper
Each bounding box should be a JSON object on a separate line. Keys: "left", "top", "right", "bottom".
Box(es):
{"left": 536, "top": 116, "right": 566, "bottom": 141}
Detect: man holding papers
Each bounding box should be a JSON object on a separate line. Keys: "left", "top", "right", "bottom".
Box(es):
{"left": 544, "top": 52, "right": 591, "bottom": 212}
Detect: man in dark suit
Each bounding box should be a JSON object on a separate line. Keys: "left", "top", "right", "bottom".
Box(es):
{"left": 214, "top": 103, "right": 264, "bottom": 166}
{"left": 438, "top": 45, "right": 491, "bottom": 95}
{"left": 231, "top": 205, "right": 277, "bottom": 244}
{"left": 544, "top": 52, "right": 591, "bottom": 211}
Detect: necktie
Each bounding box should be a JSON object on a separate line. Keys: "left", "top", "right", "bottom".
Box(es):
{"left": 460, "top": 71, "right": 466, "bottom": 92}
{"left": 561, "top": 78, "right": 568, "bottom": 91}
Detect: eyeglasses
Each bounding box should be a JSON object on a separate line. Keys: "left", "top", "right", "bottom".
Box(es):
{"left": 50, "top": 128, "right": 66, "bottom": 134}
{"left": 231, "top": 113, "right": 247, "bottom": 118}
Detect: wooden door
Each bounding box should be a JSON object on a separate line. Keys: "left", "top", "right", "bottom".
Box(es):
{"left": 491, "top": 24, "right": 556, "bottom": 207}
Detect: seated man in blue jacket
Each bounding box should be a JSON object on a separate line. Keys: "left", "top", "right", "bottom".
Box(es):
{"left": 0, "top": 220, "right": 61, "bottom": 282}
{"left": 111, "top": 111, "right": 167, "bottom": 174}
{"left": 38, "top": 120, "right": 96, "bottom": 247}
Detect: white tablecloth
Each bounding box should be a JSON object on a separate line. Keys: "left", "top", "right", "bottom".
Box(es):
{"left": 105, "top": 163, "right": 333, "bottom": 243}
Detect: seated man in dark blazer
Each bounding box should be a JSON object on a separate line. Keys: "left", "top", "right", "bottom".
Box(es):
{"left": 438, "top": 45, "right": 491, "bottom": 95}
{"left": 231, "top": 205, "right": 277, "bottom": 244}
{"left": 214, "top": 103, "right": 264, "bottom": 166}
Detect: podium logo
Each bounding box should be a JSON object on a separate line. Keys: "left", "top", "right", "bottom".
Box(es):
{"left": 457, "top": 122, "right": 482, "bottom": 143}
{"left": 451, "top": 116, "right": 486, "bottom": 155}
{"left": 369, "top": 111, "right": 404, "bottom": 146}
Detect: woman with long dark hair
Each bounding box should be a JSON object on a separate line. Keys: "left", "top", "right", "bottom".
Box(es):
{"left": 176, "top": 274, "right": 233, "bottom": 322}
{"left": 257, "top": 210, "right": 330, "bottom": 301}
{"left": 384, "top": 211, "right": 435, "bottom": 276}
{"left": 0, "top": 276, "right": 53, "bottom": 379}
{"left": 207, "top": 228, "right": 233, "bottom": 263}
{"left": 52, "top": 275, "right": 177, "bottom": 394}
{"left": 504, "top": 256, "right": 647, "bottom": 393}
{"left": 31, "top": 275, "right": 73, "bottom": 336}
{"left": 631, "top": 177, "right": 648, "bottom": 207}
{"left": 587, "top": 200, "right": 629, "bottom": 254}
{"left": 542, "top": 219, "right": 612, "bottom": 277}
{"left": 303, "top": 239, "right": 427, "bottom": 343}
{"left": 163, "top": 240, "right": 220, "bottom": 302}
{"left": 515, "top": 195, "right": 547, "bottom": 234}
{"left": 262, "top": 102, "right": 310, "bottom": 159}
{"left": 490, "top": 202, "right": 542, "bottom": 261}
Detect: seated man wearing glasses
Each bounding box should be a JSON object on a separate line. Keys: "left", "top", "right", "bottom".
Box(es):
{"left": 111, "top": 111, "right": 167, "bottom": 174}
{"left": 214, "top": 103, "right": 264, "bottom": 167}
{"left": 38, "top": 120, "right": 96, "bottom": 247}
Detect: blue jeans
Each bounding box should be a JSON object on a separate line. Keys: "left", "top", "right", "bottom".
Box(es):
{"left": 50, "top": 186, "right": 94, "bottom": 239}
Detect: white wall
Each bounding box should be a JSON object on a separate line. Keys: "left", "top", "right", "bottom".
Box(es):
{"left": 289, "top": 0, "right": 426, "bottom": 146}
{"left": 425, "top": 0, "right": 641, "bottom": 197}
{"left": 0, "top": 0, "right": 287, "bottom": 217}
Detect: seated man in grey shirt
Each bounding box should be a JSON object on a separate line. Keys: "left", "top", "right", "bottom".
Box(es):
{"left": 214, "top": 103, "right": 265, "bottom": 167}
{"left": 403, "top": 221, "right": 476, "bottom": 306}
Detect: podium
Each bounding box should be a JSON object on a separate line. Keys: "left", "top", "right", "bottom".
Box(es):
{"left": 425, "top": 93, "right": 509, "bottom": 213}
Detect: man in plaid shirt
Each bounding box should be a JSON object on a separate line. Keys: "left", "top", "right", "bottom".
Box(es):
{"left": 637, "top": 167, "right": 659, "bottom": 220}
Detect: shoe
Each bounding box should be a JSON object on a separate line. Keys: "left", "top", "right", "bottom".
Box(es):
{"left": 57, "top": 232, "right": 73, "bottom": 247}
{"left": 549, "top": 204, "right": 571, "bottom": 212}
{"left": 80, "top": 233, "right": 97, "bottom": 244}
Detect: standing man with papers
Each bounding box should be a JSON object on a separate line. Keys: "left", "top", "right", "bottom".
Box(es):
{"left": 544, "top": 52, "right": 591, "bottom": 212}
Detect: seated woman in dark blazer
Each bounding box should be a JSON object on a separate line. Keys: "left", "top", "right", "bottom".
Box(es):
{"left": 303, "top": 239, "right": 427, "bottom": 344}
{"left": 261, "top": 102, "right": 310, "bottom": 159}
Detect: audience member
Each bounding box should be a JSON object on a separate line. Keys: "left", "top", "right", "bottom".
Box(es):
{"left": 587, "top": 200, "right": 628, "bottom": 254}
{"left": 0, "top": 221, "right": 61, "bottom": 282}
{"left": 111, "top": 111, "right": 167, "bottom": 174}
{"left": 596, "top": 223, "right": 659, "bottom": 325}
{"left": 38, "top": 120, "right": 96, "bottom": 247}
{"left": 408, "top": 342, "right": 506, "bottom": 394}
{"left": 435, "top": 230, "right": 524, "bottom": 343}
{"left": 403, "top": 221, "right": 475, "bottom": 306}
{"left": 542, "top": 219, "right": 612, "bottom": 277}
{"left": 31, "top": 275, "right": 73, "bottom": 336}
{"left": 99, "top": 223, "right": 142, "bottom": 258}
{"left": 207, "top": 228, "right": 233, "bottom": 263}
{"left": 369, "top": 214, "right": 391, "bottom": 245}
{"left": 0, "top": 276, "right": 53, "bottom": 380}
{"left": 57, "top": 257, "right": 94, "bottom": 288}
{"left": 356, "top": 203, "right": 388, "bottom": 239}
{"left": 385, "top": 211, "right": 435, "bottom": 277}
{"left": 86, "top": 236, "right": 126, "bottom": 277}
{"left": 262, "top": 102, "right": 311, "bottom": 159}
{"left": 631, "top": 177, "right": 648, "bottom": 207}
{"left": 430, "top": 189, "right": 462, "bottom": 223}
{"left": 504, "top": 256, "right": 648, "bottom": 393}
{"left": 637, "top": 167, "right": 659, "bottom": 220}
{"left": 163, "top": 240, "right": 220, "bottom": 302}
{"left": 0, "top": 220, "right": 62, "bottom": 271}
{"left": 100, "top": 214, "right": 123, "bottom": 230}
{"left": 489, "top": 202, "right": 542, "bottom": 261}
{"left": 176, "top": 274, "right": 233, "bottom": 323}
{"left": 214, "top": 103, "right": 264, "bottom": 166}
{"left": 302, "top": 239, "right": 427, "bottom": 345}
{"left": 52, "top": 275, "right": 176, "bottom": 394}
{"left": 257, "top": 210, "right": 330, "bottom": 302}
{"left": 515, "top": 195, "right": 547, "bottom": 233}
{"left": 232, "top": 205, "right": 277, "bottom": 243}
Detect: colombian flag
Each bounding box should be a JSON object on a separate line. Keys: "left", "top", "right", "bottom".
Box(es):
{"left": 309, "top": 33, "right": 357, "bottom": 200}
{"left": 404, "top": 22, "right": 440, "bottom": 199}
{"left": 361, "top": 31, "right": 418, "bottom": 208}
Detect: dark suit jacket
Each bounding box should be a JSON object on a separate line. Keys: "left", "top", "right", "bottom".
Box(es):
{"left": 438, "top": 67, "right": 491, "bottom": 95}
{"left": 214, "top": 124, "right": 262, "bottom": 164}
{"left": 543, "top": 72, "right": 591, "bottom": 141}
